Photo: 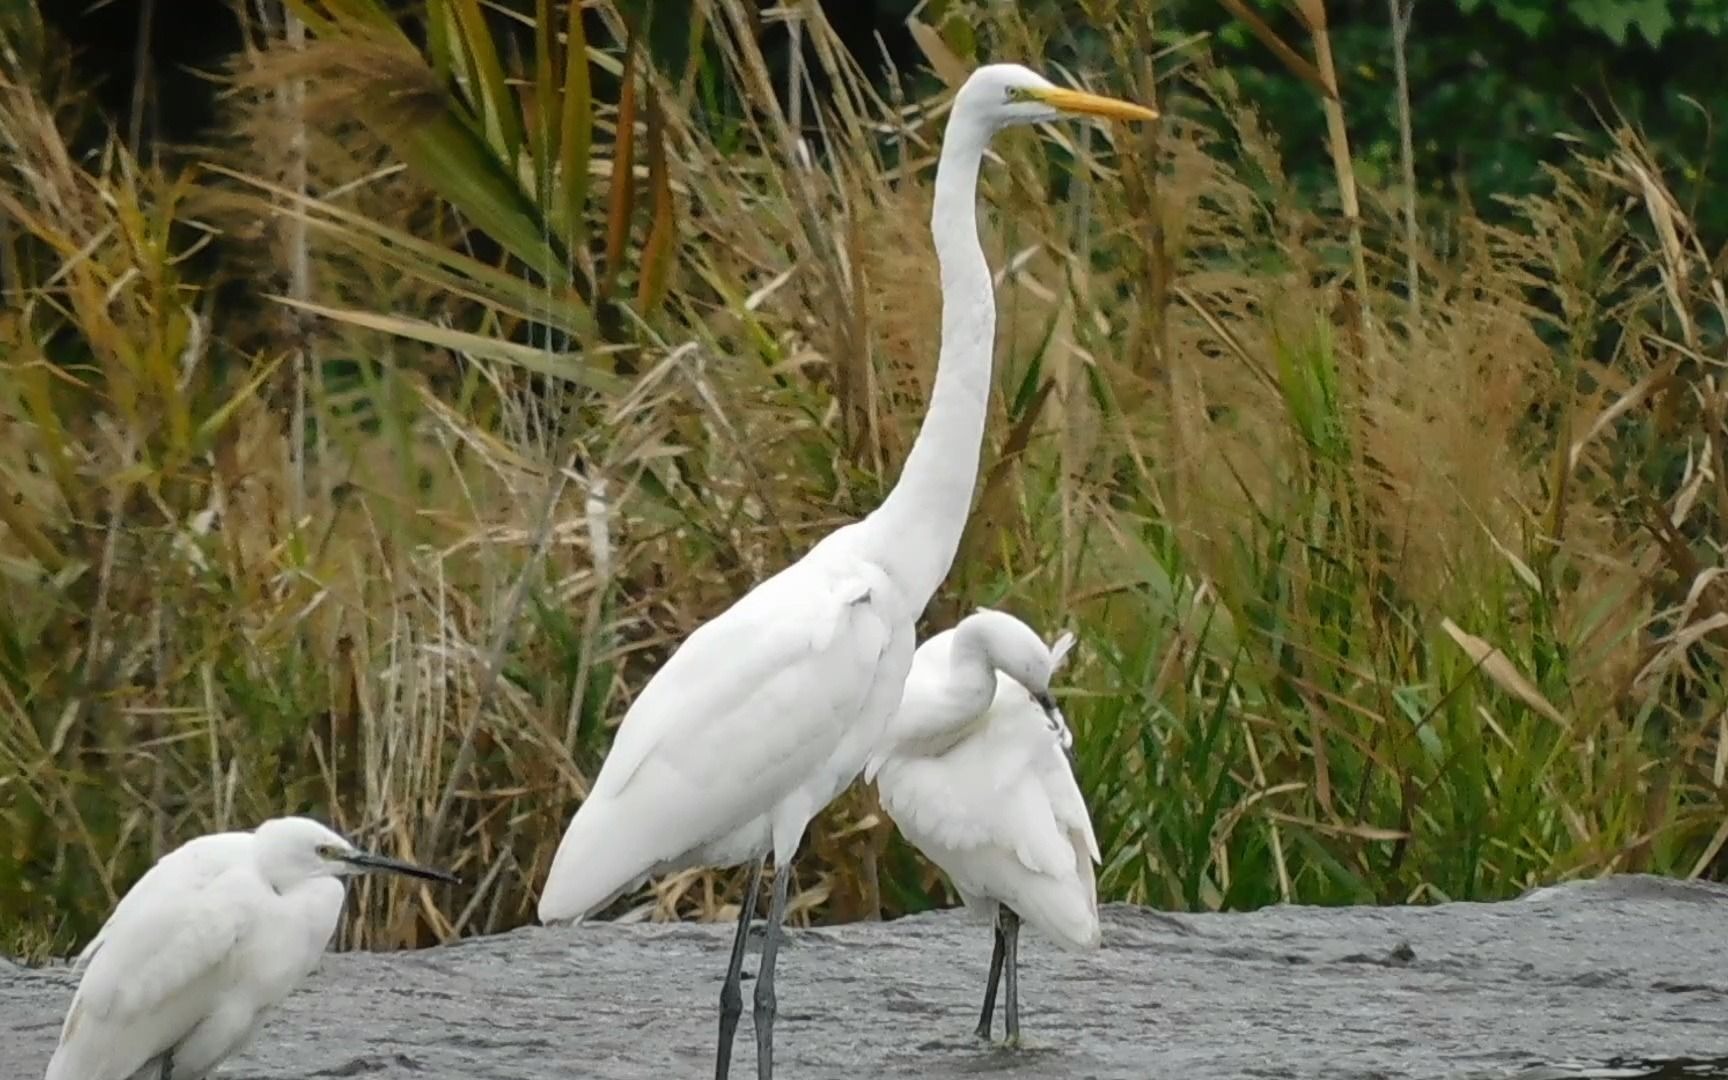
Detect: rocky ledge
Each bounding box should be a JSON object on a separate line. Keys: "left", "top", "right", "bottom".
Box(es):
{"left": 6, "top": 875, "right": 1728, "bottom": 1079}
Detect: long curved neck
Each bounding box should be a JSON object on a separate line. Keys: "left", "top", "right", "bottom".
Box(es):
{"left": 879, "top": 632, "right": 999, "bottom": 761}
{"left": 946, "top": 619, "right": 1001, "bottom": 708}
{"left": 859, "top": 113, "right": 995, "bottom": 612}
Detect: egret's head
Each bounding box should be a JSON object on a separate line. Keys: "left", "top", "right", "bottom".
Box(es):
{"left": 252, "top": 816, "right": 459, "bottom": 889}
{"left": 954, "top": 63, "right": 1158, "bottom": 133}
{"left": 959, "top": 608, "right": 1078, "bottom": 727}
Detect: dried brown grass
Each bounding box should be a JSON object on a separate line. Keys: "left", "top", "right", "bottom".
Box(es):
{"left": 4, "top": 1, "right": 1728, "bottom": 959}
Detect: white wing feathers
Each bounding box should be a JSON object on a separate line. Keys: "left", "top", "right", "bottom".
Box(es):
{"left": 75, "top": 832, "right": 251, "bottom": 967}
{"left": 540, "top": 555, "right": 900, "bottom": 921}
{"left": 591, "top": 561, "right": 889, "bottom": 804}
{"left": 875, "top": 676, "right": 1101, "bottom": 950}
{"left": 48, "top": 860, "right": 254, "bottom": 1080}
{"left": 1034, "top": 736, "right": 1101, "bottom": 865}
{"left": 75, "top": 887, "right": 248, "bottom": 1023}
{"left": 881, "top": 729, "right": 1080, "bottom": 881}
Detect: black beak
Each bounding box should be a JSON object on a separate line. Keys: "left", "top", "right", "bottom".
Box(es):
{"left": 1035, "top": 692, "right": 1078, "bottom": 770}
{"left": 340, "top": 850, "right": 460, "bottom": 885}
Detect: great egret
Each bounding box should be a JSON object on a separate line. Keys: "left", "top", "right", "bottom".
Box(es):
{"left": 43, "top": 817, "right": 457, "bottom": 1080}
{"left": 537, "top": 63, "right": 1152, "bottom": 1080}
{"left": 866, "top": 609, "right": 1099, "bottom": 1045}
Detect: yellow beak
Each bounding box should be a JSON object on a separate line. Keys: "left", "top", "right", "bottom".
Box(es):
{"left": 1030, "top": 86, "right": 1159, "bottom": 123}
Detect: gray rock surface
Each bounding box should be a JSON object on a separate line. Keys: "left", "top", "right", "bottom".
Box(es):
{"left": 6, "top": 875, "right": 1728, "bottom": 1079}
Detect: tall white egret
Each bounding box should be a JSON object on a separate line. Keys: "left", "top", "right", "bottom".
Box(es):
{"left": 44, "top": 816, "right": 457, "bottom": 1080}
{"left": 866, "top": 609, "right": 1099, "bottom": 1045}
{"left": 537, "top": 63, "right": 1153, "bottom": 1080}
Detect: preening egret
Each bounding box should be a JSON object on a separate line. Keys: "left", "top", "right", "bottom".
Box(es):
{"left": 866, "top": 609, "right": 1099, "bottom": 1045}
{"left": 537, "top": 63, "right": 1152, "bottom": 1080}
{"left": 44, "top": 817, "right": 457, "bottom": 1080}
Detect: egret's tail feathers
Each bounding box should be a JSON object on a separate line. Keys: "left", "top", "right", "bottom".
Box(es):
{"left": 539, "top": 865, "right": 639, "bottom": 925}
{"left": 43, "top": 1033, "right": 130, "bottom": 1080}
{"left": 1008, "top": 865, "right": 1100, "bottom": 952}
{"left": 537, "top": 798, "right": 658, "bottom": 924}
{"left": 42, "top": 1044, "right": 71, "bottom": 1080}
{"left": 1027, "top": 884, "right": 1101, "bottom": 951}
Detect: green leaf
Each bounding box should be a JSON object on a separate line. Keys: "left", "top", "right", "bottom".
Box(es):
{"left": 531, "top": 0, "right": 559, "bottom": 213}
{"left": 1487, "top": 0, "right": 1549, "bottom": 37}
{"left": 276, "top": 4, "right": 570, "bottom": 283}
{"left": 445, "top": 0, "right": 525, "bottom": 163}
{"left": 209, "top": 164, "right": 590, "bottom": 336}
{"left": 192, "top": 351, "right": 292, "bottom": 453}
{"left": 557, "top": 0, "right": 593, "bottom": 265}
{"left": 1574, "top": 0, "right": 1674, "bottom": 45}
{"left": 391, "top": 109, "right": 570, "bottom": 285}
{"left": 271, "top": 295, "right": 626, "bottom": 394}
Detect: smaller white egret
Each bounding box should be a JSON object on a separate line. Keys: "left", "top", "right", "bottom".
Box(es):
{"left": 44, "top": 816, "right": 457, "bottom": 1080}
{"left": 866, "top": 609, "right": 1099, "bottom": 1044}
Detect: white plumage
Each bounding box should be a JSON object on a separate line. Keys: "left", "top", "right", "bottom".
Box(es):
{"left": 535, "top": 63, "right": 1152, "bottom": 1080}
{"left": 44, "top": 817, "right": 454, "bottom": 1080}
{"left": 538, "top": 554, "right": 906, "bottom": 916}
{"left": 869, "top": 609, "right": 1100, "bottom": 1041}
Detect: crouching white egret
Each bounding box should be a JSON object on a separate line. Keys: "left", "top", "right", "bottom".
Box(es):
{"left": 866, "top": 609, "right": 1099, "bottom": 1045}
{"left": 44, "top": 816, "right": 457, "bottom": 1080}
{"left": 536, "top": 63, "right": 1151, "bottom": 1080}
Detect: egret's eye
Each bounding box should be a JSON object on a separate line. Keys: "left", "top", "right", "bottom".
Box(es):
{"left": 315, "top": 844, "right": 339, "bottom": 859}
{"left": 1005, "top": 87, "right": 1030, "bottom": 104}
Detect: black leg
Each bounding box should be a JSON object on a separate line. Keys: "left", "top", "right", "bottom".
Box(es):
{"left": 974, "top": 916, "right": 1006, "bottom": 1040}
{"left": 716, "top": 857, "right": 766, "bottom": 1080}
{"left": 1002, "top": 908, "right": 1022, "bottom": 1046}
{"left": 753, "top": 860, "right": 794, "bottom": 1080}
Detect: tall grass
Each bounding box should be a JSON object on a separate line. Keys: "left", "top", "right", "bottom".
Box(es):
{"left": 3, "top": 0, "right": 1726, "bottom": 960}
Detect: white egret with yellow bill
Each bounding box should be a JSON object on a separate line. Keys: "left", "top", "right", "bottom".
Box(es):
{"left": 537, "top": 63, "right": 1153, "bottom": 1080}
